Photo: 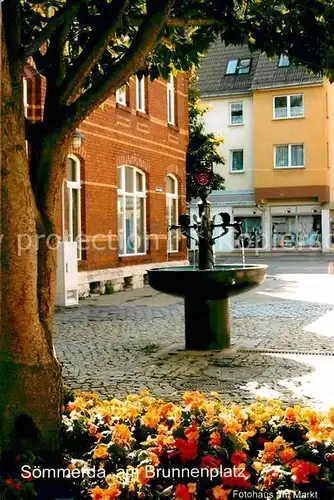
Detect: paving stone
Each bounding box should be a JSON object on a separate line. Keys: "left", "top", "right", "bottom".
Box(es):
{"left": 54, "top": 276, "right": 334, "bottom": 409}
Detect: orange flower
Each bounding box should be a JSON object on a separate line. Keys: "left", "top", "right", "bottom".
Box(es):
{"left": 142, "top": 411, "right": 159, "bottom": 429}
{"left": 209, "top": 431, "right": 222, "bottom": 447}
{"left": 183, "top": 391, "right": 206, "bottom": 409}
{"left": 184, "top": 421, "right": 199, "bottom": 443}
{"left": 138, "top": 465, "right": 150, "bottom": 485}
{"left": 159, "top": 402, "right": 174, "bottom": 419}
{"left": 262, "top": 442, "right": 277, "bottom": 463}
{"left": 90, "top": 485, "right": 121, "bottom": 499}
{"left": 279, "top": 447, "right": 296, "bottom": 464}
{"left": 285, "top": 407, "right": 296, "bottom": 421}
{"left": 93, "top": 444, "right": 109, "bottom": 460}
{"left": 212, "top": 486, "right": 231, "bottom": 499}
{"left": 112, "top": 423, "right": 132, "bottom": 445}
{"left": 88, "top": 424, "right": 98, "bottom": 437}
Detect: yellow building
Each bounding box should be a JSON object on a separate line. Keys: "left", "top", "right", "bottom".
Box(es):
{"left": 252, "top": 55, "right": 334, "bottom": 251}
{"left": 197, "top": 43, "right": 334, "bottom": 253}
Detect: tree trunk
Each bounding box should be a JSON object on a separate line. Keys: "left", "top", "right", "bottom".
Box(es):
{"left": 1, "top": 22, "right": 62, "bottom": 456}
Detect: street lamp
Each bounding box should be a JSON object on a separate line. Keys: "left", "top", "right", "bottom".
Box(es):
{"left": 72, "top": 129, "right": 84, "bottom": 149}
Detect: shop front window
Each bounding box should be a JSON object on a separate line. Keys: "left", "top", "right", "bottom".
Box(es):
{"left": 271, "top": 215, "right": 321, "bottom": 249}
{"left": 298, "top": 215, "right": 321, "bottom": 248}
{"left": 234, "top": 217, "right": 262, "bottom": 249}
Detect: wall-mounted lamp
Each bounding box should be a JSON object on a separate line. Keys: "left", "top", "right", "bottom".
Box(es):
{"left": 72, "top": 129, "right": 84, "bottom": 150}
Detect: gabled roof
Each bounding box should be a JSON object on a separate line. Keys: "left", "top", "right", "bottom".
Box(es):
{"left": 197, "top": 41, "right": 259, "bottom": 96}
{"left": 251, "top": 53, "right": 322, "bottom": 90}
{"left": 197, "top": 40, "right": 322, "bottom": 97}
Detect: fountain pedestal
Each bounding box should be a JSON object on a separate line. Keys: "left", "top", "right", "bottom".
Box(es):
{"left": 147, "top": 265, "right": 267, "bottom": 351}
{"left": 184, "top": 298, "right": 230, "bottom": 350}
{"left": 147, "top": 166, "right": 267, "bottom": 351}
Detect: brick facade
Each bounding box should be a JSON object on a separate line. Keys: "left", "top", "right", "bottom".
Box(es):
{"left": 24, "top": 65, "right": 189, "bottom": 295}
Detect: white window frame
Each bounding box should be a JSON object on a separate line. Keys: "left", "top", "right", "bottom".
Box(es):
{"left": 273, "top": 94, "right": 304, "bottom": 120}
{"left": 274, "top": 144, "right": 305, "bottom": 169}
{"left": 230, "top": 149, "right": 244, "bottom": 173}
{"left": 23, "top": 78, "right": 28, "bottom": 117}
{"left": 229, "top": 101, "right": 244, "bottom": 125}
{"left": 117, "top": 166, "right": 146, "bottom": 256}
{"left": 116, "top": 85, "right": 127, "bottom": 105}
{"left": 136, "top": 76, "right": 146, "bottom": 113}
{"left": 167, "top": 73, "right": 175, "bottom": 125}
{"left": 166, "top": 174, "right": 178, "bottom": 253}
{"left": 66, "top": 154, "right": 82, "bottom": 260}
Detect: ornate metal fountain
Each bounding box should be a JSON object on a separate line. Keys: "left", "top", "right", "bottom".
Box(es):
{"left": 147, "top": 166, "right": 267, "bottom": 350}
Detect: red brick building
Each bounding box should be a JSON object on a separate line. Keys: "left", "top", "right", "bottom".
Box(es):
{"left": 24, "top": 61, "right": 189, "bottom": 302}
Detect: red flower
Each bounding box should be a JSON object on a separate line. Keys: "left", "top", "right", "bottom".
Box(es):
{"left": 231, "top": 451, "right": 247, "bottom": 466}
{"left": 291, "top": 460, "right": 320, "bottom": 484}
{"left": 209, "top": 431, "right": 222, "bottom": 447}
{"left": 222, "top": 468, "right": 251, "bottom": 489}
{"left": 13, "top": 483, "right": 22, "bottom": 491}
{"left": 175, "top": 484, "right": 191, "bottom": 500}
{"left": 257, "top": 437, "right": 269, "bottom": 446}
{"left": 4, "top": 478, "right": 15, "bottom": 487}
{"left": 172, "top": 439, "right": 198, "bottom": 463}
{"left": 327, "top": 453, "right": 334, "bottom": 463}
{"left": 200, "top": 455, "right": 222, "bottom": 470}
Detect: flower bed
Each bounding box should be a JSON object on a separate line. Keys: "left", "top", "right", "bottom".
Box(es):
{"left": 2, "top": 391, "right": 334, "bottom": 499}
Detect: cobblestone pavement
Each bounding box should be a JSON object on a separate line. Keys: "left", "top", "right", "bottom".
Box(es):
{"left": 55, "top": 270, "right": 334, "bottom": 409}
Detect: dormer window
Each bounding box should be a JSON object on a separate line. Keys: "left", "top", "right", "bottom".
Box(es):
{"left": 225, "top": 58, "right": 251, "bottom": 75}
{"left": 278, "top": 54, "right": 290, "bottom": 67}
{"left": 238, "top": 58, "right": 251, "bottom": 74}
{"left": 226, "top": 59, "right": 238, "bottom": 75}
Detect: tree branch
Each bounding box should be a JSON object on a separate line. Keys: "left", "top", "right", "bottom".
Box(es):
{"left": 65, "top": 0, "right": 174, "bottom": 126}
{"left": 2, "top": 0, "right": 23, "bottom": 85}
{"left": 166, "top": 17, "right": 224, "bottom": 26}
{"left": 58, "top": 0, "right": 130, "bottom": 105}
{"left": 21, "top": 1, "right": 84, "bottom": 60}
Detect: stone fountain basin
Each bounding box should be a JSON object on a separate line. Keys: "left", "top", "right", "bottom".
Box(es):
{"left": 147, "top": 264, "right": 268, "bottom": 300}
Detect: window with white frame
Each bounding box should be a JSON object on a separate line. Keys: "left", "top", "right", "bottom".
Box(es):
{"left": 66, "top": 156, "right": 82, "bottom": 259}
{"left": 23, "top": 78, "right": 28, "bottom": 117}
{"left": 274, "top": 144, "right": 304, "bottom": 169}
{"left": 166, "top": 175, "right": 178, "bottom": 252}
{"left": 274, "top": 94, "right": 303, "bottom": 119}
{"left": 278, "top": 54, "right": 290, "bottom": 67}
{"left": 231, "top": 150, "right": 244, "bottom": 172}
{"left": 230, "top": 102, "right": 243, "bottom": 125}
{"left": 116, "top": 85, "right": 127, "bottom": 105}
{"left": 167, "top": 73, "right": 175, "bottom": 125}
{"left": 117, "top": 166, "right": 146, "bottom": 255}
{"left": 136, "top": 76, "right": 146, "bottom": 112}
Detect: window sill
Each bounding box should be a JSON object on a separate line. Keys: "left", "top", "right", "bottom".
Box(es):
{"left": 272, "top": 115, "right": 304, "bottom": 121}
{"left": 136, "top": 110, "right": 149, "bottom": 120}
{"left": 229, "top": 170, "right": 245, "bottom": 174}
{"left": 119, "top": 253, "right": 148, "bottom": 259}
{"left": 228, "top": 123, "right": 244, "bottom": 127}
{"left": 116, "top": 102, "right": 131, "bottom": 112}
{"left": 168, "top": 122, "right": 179, "bottom": 132}
{"left": 274, "top": 166, "right": 305, "bottom": 170}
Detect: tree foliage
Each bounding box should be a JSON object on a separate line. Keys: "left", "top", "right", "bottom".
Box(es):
{"left": 186, "top": 74, "right": 225, "bottom": 202}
